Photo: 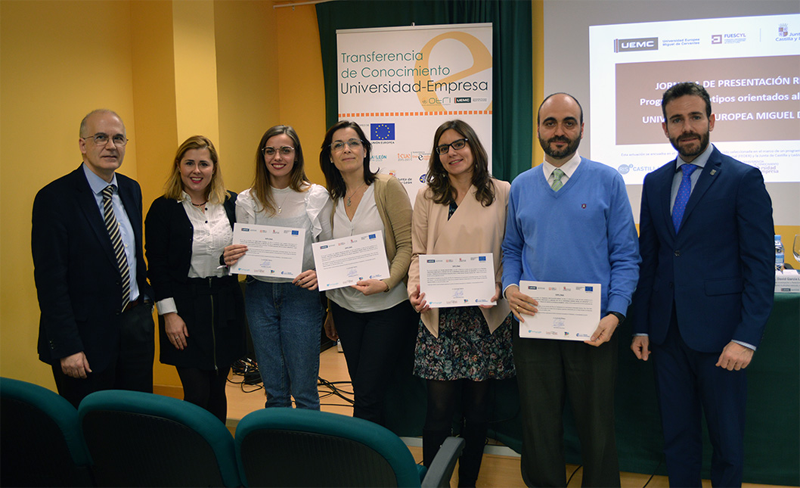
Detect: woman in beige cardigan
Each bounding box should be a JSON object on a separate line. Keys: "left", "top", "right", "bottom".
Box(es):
{"left": 319, "top": 120, "right": 416, "bottom": 426}
{"left": 408, "top": 120, "right": 514, "bottom": 487}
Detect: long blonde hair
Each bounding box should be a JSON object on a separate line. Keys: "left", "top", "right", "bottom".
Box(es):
{"left": 163, "top": 135, "right": 228, "bottom": 204}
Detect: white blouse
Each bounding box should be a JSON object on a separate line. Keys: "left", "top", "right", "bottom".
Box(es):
{"left": 235, "top": 184, "right": 333, "bottom": 283}
{"left": 327, "top": 185, "right": 408, "bottom": 313}
{"left": 156, "top": 192, "right": 233, "bottom": 315}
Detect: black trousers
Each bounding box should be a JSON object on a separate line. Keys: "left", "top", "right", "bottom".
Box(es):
{"left": 52, "top": 303, "right": 155, "bottom": 408}
{"left": 177, "top": 366, "right": 231, "bottom": 424}
{"left": 513, "top": 320, "right": 620, "bottom": 487}
{"left": 331, "top": 300, "right": 416, "bottom": 426}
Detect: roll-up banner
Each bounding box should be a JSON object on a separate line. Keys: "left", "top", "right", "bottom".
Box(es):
{"left": 337, "top": 23, "right": 493, "bottom": 203}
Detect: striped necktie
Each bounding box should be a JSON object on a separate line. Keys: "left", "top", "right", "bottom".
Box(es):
{"left": 672, "top": 164, "right": 698, "bottom": 233}
{"left": 551, "top": 168, "right": 565, "bottom": 191}
{"left": 102, "top": 186, "right": 131, "bottom": 310}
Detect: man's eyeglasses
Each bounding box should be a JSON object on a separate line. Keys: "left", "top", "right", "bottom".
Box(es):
{"left": 435, "top": 138, "right": 468, "bottom": 155}
{"left": 330, "top": 139, "right": 363, "bottom": 152}
{"left": 263, "top": 146, "right": 295, "bottom": 157}
{"left": 83, "top": 133, "right": 128, "bottom": 147}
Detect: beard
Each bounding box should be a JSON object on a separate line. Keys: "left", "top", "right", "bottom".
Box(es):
{"left": 669, "top": 129, "right": 710, "bottom": 160}
{"left": 539, "top": 134, "right": 581, "bottom": 160}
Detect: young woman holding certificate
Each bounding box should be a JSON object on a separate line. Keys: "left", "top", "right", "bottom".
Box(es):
{"left": 224, "top": 125, "right": 332, "bottom": 410}
{"left": 145, "top": 136, "right": 246, "bottom": 423}
{"left": 408, "top": 120, "right": 514, "bottom": 487}
{"left": 319, "top": 120, "right": 416, "bottom": 426}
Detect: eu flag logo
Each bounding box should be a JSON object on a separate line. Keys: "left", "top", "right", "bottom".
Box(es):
{"left": 371, "top": 123, "right": 395, "bottom": 141}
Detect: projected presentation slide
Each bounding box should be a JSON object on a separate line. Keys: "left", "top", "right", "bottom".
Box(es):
{"left": 590, "top": 14, "right": 800, "bottom": 184}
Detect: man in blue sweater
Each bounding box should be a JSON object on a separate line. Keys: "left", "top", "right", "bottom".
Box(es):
{"left": 502, "top": 93, "right": 640, "bottom": 486}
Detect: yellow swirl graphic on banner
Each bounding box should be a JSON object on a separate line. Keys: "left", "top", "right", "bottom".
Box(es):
{"left": 415, "top": 32, "right": 492, "bottom": 112}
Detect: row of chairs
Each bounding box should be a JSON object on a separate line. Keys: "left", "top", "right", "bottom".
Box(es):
{"left": 0, "top": 377, "right": 463, "bottom": 487}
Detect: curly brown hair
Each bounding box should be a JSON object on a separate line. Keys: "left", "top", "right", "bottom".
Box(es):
{"left": 426, "top": 120, "right": 495, "bottom": 207}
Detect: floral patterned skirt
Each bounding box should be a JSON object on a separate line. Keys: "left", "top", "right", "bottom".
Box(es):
{"left": 413, "top": 306, "right": 515, "bottom": 381}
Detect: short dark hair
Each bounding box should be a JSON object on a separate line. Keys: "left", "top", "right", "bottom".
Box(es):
{"left": 661, "top": 82, "right": 712, "bottom": 120}
{"left": 319, "top": 120, "right": 376, "bottom": 202}
{"left": 537, "top": 92, "right": 583, "bottom": 125}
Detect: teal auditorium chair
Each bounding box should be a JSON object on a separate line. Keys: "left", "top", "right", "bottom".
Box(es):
{"left": 0, "top": 377, "right": 93, "bottom": 487}
{"left": 235, "top": 408, "right": 464, "bottom": 488}
{"left": 78, "top": 389, "right": 240, "bottom": 487}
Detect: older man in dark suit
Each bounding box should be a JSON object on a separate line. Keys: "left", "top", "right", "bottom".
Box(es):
{"left": 631, "top": 83, "right": 774, "bottom": 487}
{"left": 32, "top": 109, "right": 154, "bottom": 407}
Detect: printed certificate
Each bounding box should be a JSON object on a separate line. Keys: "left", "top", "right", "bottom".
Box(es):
{"left": 518, "top": 281, "right": 601, "bottom": 341}
{"left": 419, "top": 253, "right": 496, "bottom": 308}
{"left": 312, "top": 231, "right": 390, "bottom": 291}
{"left": 229, "top": 223, "right": 305, "bottom": 278}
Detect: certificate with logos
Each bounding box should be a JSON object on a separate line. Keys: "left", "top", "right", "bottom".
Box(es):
{"left": 518, "top": 281, "right": 601, "bottom": 341}
{"left": 229, "top": 223, "right": 305, "bottom": 278}
{"left": 419, "top": 253, "right": 497, "bottom": 308}
{"left": 312, "top": 231, "right": 390, "bottom": 291}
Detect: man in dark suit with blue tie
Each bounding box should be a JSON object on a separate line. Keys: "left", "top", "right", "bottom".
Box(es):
{"left": 32, "top": 109, "right": 155, "bottom": 407}
{"left": 630, "top": 83, "right": 774, "bottom": 487}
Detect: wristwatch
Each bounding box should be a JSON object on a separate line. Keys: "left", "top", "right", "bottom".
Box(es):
{"left": 607, "top": 311, "right": 625, "bottom": 324}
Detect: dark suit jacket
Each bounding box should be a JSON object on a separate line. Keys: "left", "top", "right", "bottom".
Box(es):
{"left": 144, "top": 192, "right": 237, "bottom": 302}
{"left": 144, "top": 192, "right": 245, "bottom": 369}
{"left": 32, "top": 165, "right": 152, "bottom": 371}
{"left": 631, "top": 146, "right": 774, "bottom": 352}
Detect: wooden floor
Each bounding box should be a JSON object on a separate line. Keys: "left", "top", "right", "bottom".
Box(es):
{"left": 155, "top": 347, "right": 790, "bottom": 488}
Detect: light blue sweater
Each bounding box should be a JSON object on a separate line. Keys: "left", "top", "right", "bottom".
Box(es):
{"left": 502, "top": 158, "right": 640, "bottom": 315}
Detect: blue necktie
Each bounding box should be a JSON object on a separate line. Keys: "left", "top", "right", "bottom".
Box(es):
{"left": 672, "top": 164, "right": 698, "bottom": 233}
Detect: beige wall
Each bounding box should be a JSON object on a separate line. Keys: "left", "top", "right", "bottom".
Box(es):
{"left": 214, "top": 0, "right": 279, "bottom": 194}
{"left": 275, "top": 4, "right": 327, "bottom": 184}
{"left": 1, "top": 1, "right": 140, "bottom": 388}
{"left": 0, "top": 0, "right": 346, "bottom": 389}
{"left": 5, "top": 1, "right": 788, "bottom": 392}
{"left": 0, "top": 0, "right": 321, "bottom": 388}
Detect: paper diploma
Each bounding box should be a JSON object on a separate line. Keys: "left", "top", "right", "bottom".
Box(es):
{"left": 312, "top": 231, "right": 390, "bottom": 291}
{"left": 518, "top": 281, "right": 601, "bottom": 341}
{"left": 419, "top": 253, "right": 496, "bottom": 308}
{"left": 229, "top": 223, "right": 305, "bottom": 278}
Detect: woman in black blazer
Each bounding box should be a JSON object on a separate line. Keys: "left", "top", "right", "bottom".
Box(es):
{"left": 145, "top": 135, "right": 245, "bottom": 422}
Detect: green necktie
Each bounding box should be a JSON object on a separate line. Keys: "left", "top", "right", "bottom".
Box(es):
{"left": 551, "top": 168, "right": 565, "bottom": 191}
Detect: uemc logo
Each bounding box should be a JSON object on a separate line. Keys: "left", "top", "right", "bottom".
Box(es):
{"left": 614, "top": 37, "right": 658, "bottom": 52}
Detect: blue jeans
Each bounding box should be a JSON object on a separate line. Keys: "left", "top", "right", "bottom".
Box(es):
{"left": 245, "top": 279, "right": 323, "bottom": 409}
